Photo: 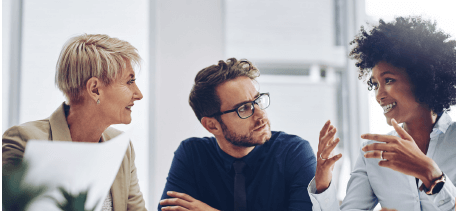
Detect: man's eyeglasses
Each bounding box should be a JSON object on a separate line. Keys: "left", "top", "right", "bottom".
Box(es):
{"left": 209, "top": 93, "right": 270, "bottom": 119}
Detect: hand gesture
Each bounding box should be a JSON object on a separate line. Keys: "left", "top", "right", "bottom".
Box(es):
{"left": 361, "top": 118, "right": 442, "bottom": 188}
{"left": 315, "top": 120, "right": 342, "bottom": 193}
{"left": 160, "top": 191, "right": 219, "bottom": 211}
{"left": 380, "top": 208, "right": 398, "bottom": 211}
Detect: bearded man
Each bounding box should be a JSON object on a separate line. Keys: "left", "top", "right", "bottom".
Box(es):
{"left": 158, "top": 58, "right": 316, "bottom": 211}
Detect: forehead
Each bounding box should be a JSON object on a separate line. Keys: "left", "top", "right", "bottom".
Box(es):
{"left": 371, "top": 61, "right": 406, "bottom": 79}
{"left": 216, "top": 76, "right": 258, "bottom": 110}
{"left": 117, "top": 62, "right": 135, "bottom": 79}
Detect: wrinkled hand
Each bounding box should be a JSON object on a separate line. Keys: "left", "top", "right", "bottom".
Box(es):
{"left": 160, "top": 191, "right": 219, "bottom": 211}
{"left": 361, "top": 118, "right": 442, "bottom": 188}
{"left": 315, "top": 120, "right": 342, "bottom": 193}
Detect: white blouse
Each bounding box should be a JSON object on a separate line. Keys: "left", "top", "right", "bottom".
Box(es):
{"left": 307, "top": 112, "right": 456, "bottom": 211}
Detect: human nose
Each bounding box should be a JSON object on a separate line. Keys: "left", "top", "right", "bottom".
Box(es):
{"left": 134, "top": 84, "right": 143, "bottom": 101}
{"left": 252, "top": 103, "right": 267, "bottom": 119}
{"left": 375, "top": 84, "right": 386, "bottom": 104}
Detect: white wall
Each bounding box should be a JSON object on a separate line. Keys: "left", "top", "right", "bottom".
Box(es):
{"left": 2, "top": 0, "right": 13, "bottom": 133}
{"left": 151, "top": 0, "right": 224, "bottom": 208}
{"left": 225, "top": 0, "right": 345, "bottom": 66}
{"left": 257, "top": 75, "right": 339, "bottom": 153}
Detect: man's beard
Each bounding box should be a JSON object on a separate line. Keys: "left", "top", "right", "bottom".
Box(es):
{"left": 219, "top": 119, "right": 271, "bottom": 147}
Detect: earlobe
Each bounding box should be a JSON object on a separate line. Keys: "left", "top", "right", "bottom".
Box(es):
{"left": 86, "top": 77, "right": 101, "bottom": 104}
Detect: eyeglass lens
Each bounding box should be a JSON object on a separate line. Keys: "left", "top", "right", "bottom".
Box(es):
{"left": 237, "top": 94, "right": 270, "bottom": 118}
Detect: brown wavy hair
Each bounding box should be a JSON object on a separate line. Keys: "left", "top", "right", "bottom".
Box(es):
{"left": 189, "top": 58, "right": 260, "bottom": 122}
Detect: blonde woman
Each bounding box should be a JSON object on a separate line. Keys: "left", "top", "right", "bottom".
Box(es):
{"left": 2, "top": 34, "right": 147, "bottom": 211}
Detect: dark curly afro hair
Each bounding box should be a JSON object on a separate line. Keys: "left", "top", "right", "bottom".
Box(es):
{"left": 349, "top": 16, "right": 456, "bottom": 113}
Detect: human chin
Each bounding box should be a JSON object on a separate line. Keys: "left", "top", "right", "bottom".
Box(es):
{"left": 222, "top": 125, "right": 265, "bottom": 147}
{"left": 120, "top": 110, "right": 133, "bottom": 124}
{"left": 254, "top": 123, "right": 271, "bottom": 142}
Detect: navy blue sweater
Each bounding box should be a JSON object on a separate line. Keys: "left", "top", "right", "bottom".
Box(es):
{"left": 159, "top": 131, "right": 316, "bottom": 211}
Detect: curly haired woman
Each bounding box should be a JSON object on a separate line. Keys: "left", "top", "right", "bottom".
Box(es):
{"left": 308, "top": 17, "right": 456, "bottom": 211}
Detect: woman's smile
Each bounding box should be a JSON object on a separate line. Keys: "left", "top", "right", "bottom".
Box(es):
{"left": 382, "top": 102, "right": 396, "bottom": 114}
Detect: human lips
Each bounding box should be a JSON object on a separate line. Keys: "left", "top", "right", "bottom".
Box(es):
{"left": 381, "top": 102, "right": 396, "bottom": 114}
{"left": 253, "top": 122, "right": 267, "bottom": 131}
{"left": 125, "top": 104, "right": 134, "bottom": 110}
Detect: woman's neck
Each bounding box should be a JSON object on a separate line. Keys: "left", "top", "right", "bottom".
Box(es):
{"left": 66, "top": 103, "right": 109, "bottom": 143}
{"left": 402, "top": 111, "right": 438, "bottom": 155}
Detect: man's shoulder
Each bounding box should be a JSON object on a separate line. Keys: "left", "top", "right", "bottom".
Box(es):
{"left": 181, "top": 136, "right": 215, "bottom": 144}
{"left": 171, "top": 137, "right": 217, "bottom": 161}
{"left": 267, "top": 131, "right": 313, "bottom": 155}
{"left": 178, "top": 136, "right": 217, "bottom": 151}
{"left": 270, "top": 131, "right": 310, "bottom": 145}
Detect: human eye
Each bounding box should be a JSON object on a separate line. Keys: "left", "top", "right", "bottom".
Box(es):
{"left": 127, "top": 78, "right": 136, "bottom": 85}
{"left": 238, "top": 104, "right": 247, "bottom": 112}
{"left": 385, "top": 78, "right": 395, "bottom": 84}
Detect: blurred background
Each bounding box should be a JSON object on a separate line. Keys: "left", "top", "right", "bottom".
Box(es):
{"left": 2, "top": 0, "right": 455, "bottom": 210}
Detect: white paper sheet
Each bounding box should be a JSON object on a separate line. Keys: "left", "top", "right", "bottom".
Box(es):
{"left": 22, "top": 130, "right": 131, "bottom": 211}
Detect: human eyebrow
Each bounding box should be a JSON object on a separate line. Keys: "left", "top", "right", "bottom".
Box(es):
{"left": 380, "top": 71, "right": 396, "bottom": 77}
{"left": 231, "top": 92, "right": 260, "bottom": 109}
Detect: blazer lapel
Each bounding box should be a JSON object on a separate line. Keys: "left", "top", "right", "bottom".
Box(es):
{"left": 103, "top": 131, "right": 127, "bottom": 211}
{"left": 111, "top": 158, "right": 127, "bottom": 211}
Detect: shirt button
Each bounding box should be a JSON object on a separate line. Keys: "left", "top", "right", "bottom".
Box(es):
{"left": 439, "top": 200, "right": 445, "bottom": 205}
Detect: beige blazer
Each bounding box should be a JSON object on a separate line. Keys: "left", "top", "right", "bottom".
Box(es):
{"left": 2, "top": 103, "right": 147, "bottom": 211}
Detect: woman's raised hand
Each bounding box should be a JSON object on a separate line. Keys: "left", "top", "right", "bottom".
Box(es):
{"left": 361, "top": 118, "right": 442, "bottom": 189}
{"left": 315, "top": 120, "right": 342, "bottom": 193}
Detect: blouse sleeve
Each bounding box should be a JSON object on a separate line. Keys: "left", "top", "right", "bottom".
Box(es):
{"left": 307, "top": 144, "right": 378, "bottom": 211}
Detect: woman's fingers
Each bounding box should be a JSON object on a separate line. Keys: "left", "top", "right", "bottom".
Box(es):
{"left": 364, "top": 150, "right": 393, "bottom": 160}
{"left": 391, "top": 118, "right": 413, "bottom": 141}
{"left": 362, "top": 142, "right": 392, "bottom": 152}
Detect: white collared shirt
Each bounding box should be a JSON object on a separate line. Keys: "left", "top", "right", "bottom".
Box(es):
{"left": 307, "top": 112, "right": 456, "bottom": 211}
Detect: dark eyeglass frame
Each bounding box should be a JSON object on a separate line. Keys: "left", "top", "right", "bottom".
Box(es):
{"left": 208, "top": 92, "right": 270, "bottom": 119}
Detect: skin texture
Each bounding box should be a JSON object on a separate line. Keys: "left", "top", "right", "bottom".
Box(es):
{"left": 98, "top": 62, "right": 143, "bottom": 125}
{"left": 202, "top": 76, "right": 272, "bottom": 158}
{"left": 215, "top": 76, "right": 271, "bottom": 150}
{"left": 160, "top": 76, "right": 272, "bottom": 210}
{"left": 315, "top": 61, "right": 442, "bottom": 198}
{"left": 370, "top": 62, "right": 428, "bottom": 127}
{"left": 66, "top": 61, "right": 143, "bottom": 143}
{"left": 315, "top": 120, "right": 342, "bottom": 193}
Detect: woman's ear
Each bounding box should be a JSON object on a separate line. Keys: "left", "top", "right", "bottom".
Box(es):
{"left": 201, "top": 117, "right": 223, "bottom": 136}
{"left": 85, "top": 77, "right": 101, "bottom": 104}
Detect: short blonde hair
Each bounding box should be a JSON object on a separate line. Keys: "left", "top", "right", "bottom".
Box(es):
{"left": 55, "top": 34, "right": 141, "bottom": 104}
